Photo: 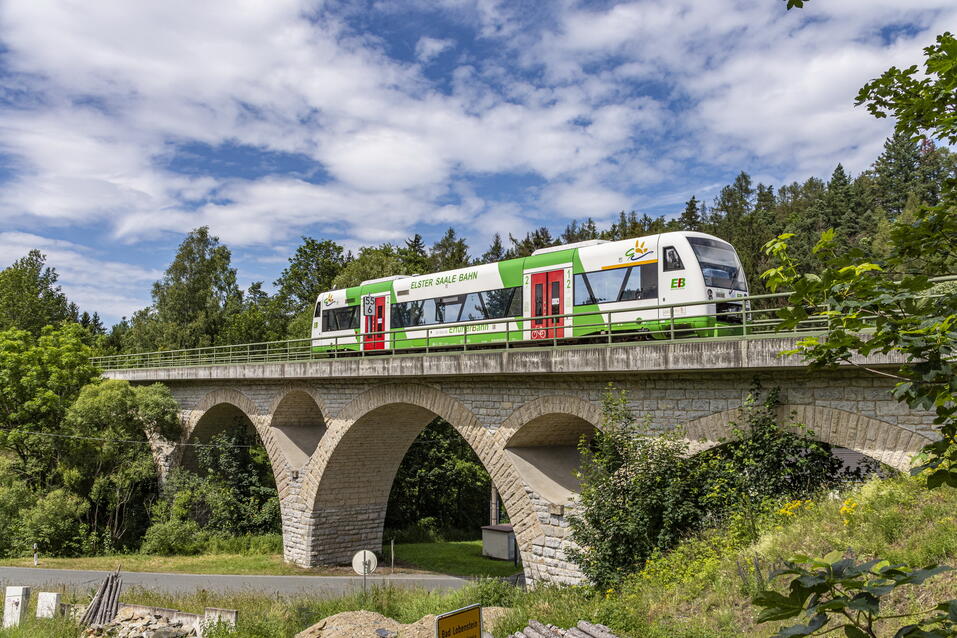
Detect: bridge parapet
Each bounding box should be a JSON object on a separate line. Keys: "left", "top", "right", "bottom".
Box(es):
{"left": 102, "top": 336, "right": 908, "bottom": 383}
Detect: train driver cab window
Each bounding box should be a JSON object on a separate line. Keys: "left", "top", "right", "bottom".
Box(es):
{"left": 663, "top": 247, "right": 684, "bottom": 271}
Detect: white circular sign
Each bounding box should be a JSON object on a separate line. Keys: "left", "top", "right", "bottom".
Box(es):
{"left": 352, "top": 550, "right": 377, "bottom": 576}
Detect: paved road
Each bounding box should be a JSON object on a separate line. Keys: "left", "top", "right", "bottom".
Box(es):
{"left": 0, "top": 566, "right": 467, "bottom": 596}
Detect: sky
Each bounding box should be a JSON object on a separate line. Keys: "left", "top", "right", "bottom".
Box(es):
{"left": 0, "top": 0, "right": 954, "bottom": 325}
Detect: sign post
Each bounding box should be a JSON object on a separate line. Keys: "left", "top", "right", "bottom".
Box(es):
{"left": 352, "top": 550, "right": 377, "bottom": 596}
{"left": 435, "top": 603, "right": 482, "bottom": 638}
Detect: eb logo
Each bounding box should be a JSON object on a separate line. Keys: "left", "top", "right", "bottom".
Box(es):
{"left": 670, "top": 278, "right": 686, "bottom": 289}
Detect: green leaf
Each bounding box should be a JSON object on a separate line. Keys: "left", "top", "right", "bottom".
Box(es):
{"left": 845, "top": 626, "right": 870, "bottom": 638}
{"left": 773, "top": 613, "right": 827, "bottom": 637}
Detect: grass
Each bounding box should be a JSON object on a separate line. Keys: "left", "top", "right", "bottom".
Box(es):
{"left": 4, "top": 476, "right": 957, "bottom": 637}
{"left": 0, "top": 540, "right": 518, "bottom": 578}
{"left": 388, "top": 540, "right": 522, "bottom": 578}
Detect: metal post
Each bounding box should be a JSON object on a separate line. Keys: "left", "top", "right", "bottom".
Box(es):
{"left": 670, "top": 307, "right": 675, "bottom": 341}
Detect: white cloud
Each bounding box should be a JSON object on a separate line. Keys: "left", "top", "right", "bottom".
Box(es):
{"left": 0, "top": 0, "right": 954, "bottom": 323}
{"left": 415, "top": 36, "right": 454, "bottom": 62}
{"left": 0, "top": 232, "right": 159, "bottom": 319}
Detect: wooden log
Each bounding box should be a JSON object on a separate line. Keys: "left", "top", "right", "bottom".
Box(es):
{"left": 576, "top": 621, "right": 619, "bottom": 638}
{"left": 79, "top": 575, "right": 106, "bottom": 626}
{"left": 528, "top": 619, "right": 565, "bottom": 636}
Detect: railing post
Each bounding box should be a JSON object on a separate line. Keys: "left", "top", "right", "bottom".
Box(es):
{"left": 669, "top": 307, "right": 675, "bottom": 341}
{"left": 607, "top": 310, "right": 612, "bottom": 344}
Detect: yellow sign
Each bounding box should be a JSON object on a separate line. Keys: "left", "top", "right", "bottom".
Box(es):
{"left": 435, "top": 603, "right": 482, "bottom": 638}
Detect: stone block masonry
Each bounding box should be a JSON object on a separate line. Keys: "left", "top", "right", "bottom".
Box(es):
{"left": 104, "top": 337, "right": 936, "bottom": 586}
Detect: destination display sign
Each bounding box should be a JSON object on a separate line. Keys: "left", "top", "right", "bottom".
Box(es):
{"left": 435, "top": 603, "right": 482, "bottom": 638}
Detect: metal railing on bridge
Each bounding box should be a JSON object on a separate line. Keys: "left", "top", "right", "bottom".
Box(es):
{"left": 92, "top": 290, "right": 813, "bottom": 370}
{"left": 91, "top": 276, "right": 956, "bottom": 371}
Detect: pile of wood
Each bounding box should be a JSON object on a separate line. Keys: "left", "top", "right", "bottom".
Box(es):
{"left": 508, "top": 619, "right": 620, "bottom": 638}
{"left": 80, "top": 568, "right": 122, "bottom": 626}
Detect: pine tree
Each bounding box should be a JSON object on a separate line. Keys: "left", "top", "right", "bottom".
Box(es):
{"left": 399, "top": 234, "right": 431, "bottom": 273}
{"left": 873, "top": 132, "right": 922, "bottom": 218}
{"left": 679, "top": 196, "right": 702, "bottom": 231}
{"left": 508, "top": 227, "right": 556, "bottom": 257}
{"left": 430, "top": 228, "right": 471, "bottom": 271}
{"left": 562, "top": 218, "right": 599, "bottom": 243}
{"left": 822, "top": 164, "right": 854, "bottom": 232}
{"left": 480, "top": 234, "right": 507, "bottom": 264}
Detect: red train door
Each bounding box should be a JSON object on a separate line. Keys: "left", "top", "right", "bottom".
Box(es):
{"left": 530, "top": 269, "right": 565, "bottom": 340}
{"left": 364, "top": 296, "right": 386, "bottom": 351}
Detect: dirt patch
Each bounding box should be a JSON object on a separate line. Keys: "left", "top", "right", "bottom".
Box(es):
{"left": 295, "top": 607, "right": 509, "bottom": 638}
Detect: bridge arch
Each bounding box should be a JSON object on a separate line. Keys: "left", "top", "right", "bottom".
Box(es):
{"left": 497, "top": 396, "right": 600, "bottom": 509}
{"left": 298, "top": 383, "right": 548, "bottom": 579}
{"left": 266, "top": 386, "right": 328, "bottom": 469}
{"left": 679, "top": 404, "right": 933, "bottom": 471}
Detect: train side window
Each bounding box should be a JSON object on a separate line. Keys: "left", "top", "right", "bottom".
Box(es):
{"left": 619, "top": 263, "right": 658, "bottom": 301}
{"left": 322, "top": 306, "right": 358, "bottom": 331}
{"left": 507, "top": 287, "right": 523, "bottom": 316}
{"left": 663, "top": 247, "right": 684, "bottom": 271}
{"left": 460, "top": 292, "right": 486, "bottom": 322}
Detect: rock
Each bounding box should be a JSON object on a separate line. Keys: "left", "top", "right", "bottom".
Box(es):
{"left": 375, "top": 629, "right": 398, "bottom": 638}
{"left": 85, "top": 611, "right": 196, "bottom": 638}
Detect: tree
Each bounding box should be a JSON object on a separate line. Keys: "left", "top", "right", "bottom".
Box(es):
{"left": 763, "top": 31, "right": 957, "bottom": 487}
{"left": 508, "top": 227, "right": 557, "bottom": 257}
{"left": 399, "top": 234, "right": 432, "bottom": 274}
{"left": 0, "top": 250, "right": 74, "bottom": 336}
{"left": 331, "top": 244, "right": 404, "bottom": 288}
{"left": 872, "top": 132, "right": 923, "bottom": 218}
{"left": 219, "top": 282, "right": 289, "bottom": 345}
{"left": 561, "top": 219, "right": 599, "bottom": 243}
{"left": 0, "top": 325, "right": 99, "bottom": 488}
{"left": 63, "top": 380, "right": 180, "bottom": 550}
{"left": 430, "top": 228, "right": 470, "bottom": 271}
{"left": 125, "top": 227, "right": 241, "bottom": 351}
{"left": 479, "top": 234, "right": 507, "bottom": 264}
{"left": 274, "top": 237, "right": 347, "bottom": 313}
{"left": 385, "top": 418, "right": 491, "bottom": 536}
{"left": 678, "top": 196, "right": 702, "bottom": 231}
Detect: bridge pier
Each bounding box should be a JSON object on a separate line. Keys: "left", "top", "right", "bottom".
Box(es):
{"left": 107, "top": 338, "right": 939, "bottom": 586}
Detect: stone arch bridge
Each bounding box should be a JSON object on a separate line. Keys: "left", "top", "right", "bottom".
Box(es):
{"left": 104, "top": 337, "right": 936, "bottom": 585}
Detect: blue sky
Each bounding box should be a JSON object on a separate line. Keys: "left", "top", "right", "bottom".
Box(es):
{"left": 0, "top": 0, "right": 954, "bottom": 325}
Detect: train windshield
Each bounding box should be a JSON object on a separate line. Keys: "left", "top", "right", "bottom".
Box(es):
{"left": 688, "top": 237, "right": 747, "bottom": 291}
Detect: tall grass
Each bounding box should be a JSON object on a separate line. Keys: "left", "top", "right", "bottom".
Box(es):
{"left": 3, "top": 476, "right": 956, "bottom": 638}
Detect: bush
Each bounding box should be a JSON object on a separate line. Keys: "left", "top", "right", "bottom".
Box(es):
{"left": 140, "top": 520, "right": 207, "bottom": 555}
{"left": 568, "top": 384, "right": 877, "bottom": 589}
{"left": 567, "top": 387, "right": 697, "bottom": 589}
{"left": 14, "top": 489, "right": 90, "bottom": 557}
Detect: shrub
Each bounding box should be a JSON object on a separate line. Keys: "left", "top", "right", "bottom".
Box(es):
{"left": 567, "top": 386, "right": 697, "bottom": 589}
{"left": 14, "top": 489, "right": 90, "bottom": 557}
{"left": 568, "top": 384, "right": 878, "bottom": 589}
{"left": 140, "top": 520, "right": 207, "bottom": 555}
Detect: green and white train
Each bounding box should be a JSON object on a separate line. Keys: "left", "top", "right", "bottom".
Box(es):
{"left": 311, "top": 231, "right": 749, "bottom": 352}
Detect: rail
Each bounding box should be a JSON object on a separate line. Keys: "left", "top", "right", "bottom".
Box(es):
{"left": 91, "top": 276, "right": 957, "bottom": 371}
